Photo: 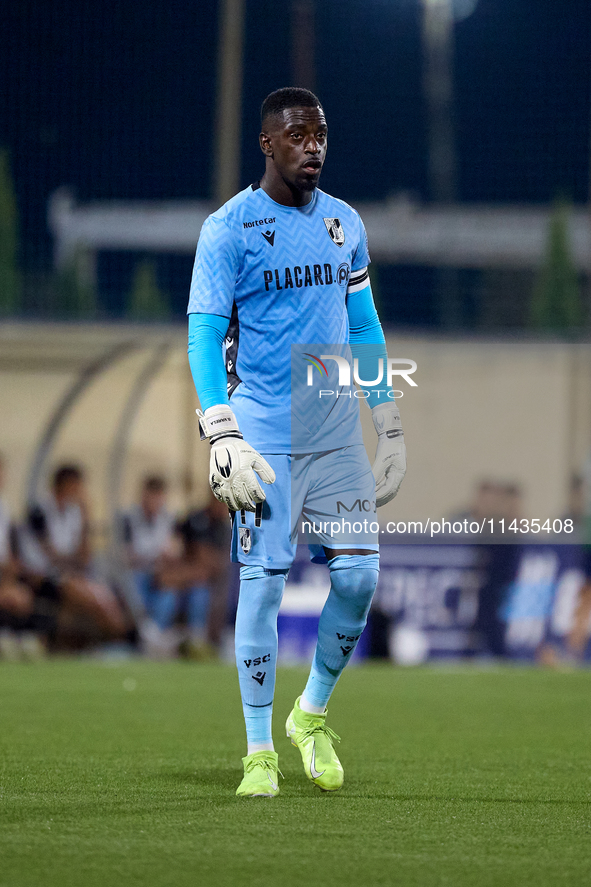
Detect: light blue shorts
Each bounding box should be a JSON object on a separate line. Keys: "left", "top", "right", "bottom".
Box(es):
{"left": 231, "top": 444, "right": 379, "bottom": 568}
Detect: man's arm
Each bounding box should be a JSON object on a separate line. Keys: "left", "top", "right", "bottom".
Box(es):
{"left": 188, "top": 210, "right": 276, "bottom": 511}
{"left": 187, "top": 312, "right": 230, "bottom": 410}
{"left": 188, "top": 312, "right": 275, "bottom": 511}
{"left": 347, "top": 274, "right": 406, "bottom": 506}
{"left": 28, "top": 505, "right": 60, "bottom": 570}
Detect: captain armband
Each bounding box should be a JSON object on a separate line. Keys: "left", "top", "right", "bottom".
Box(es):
{"left": 347, "top": 266, "right": 370, "bottom": 295}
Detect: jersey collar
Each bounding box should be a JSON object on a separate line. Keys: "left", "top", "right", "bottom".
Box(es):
{"left": 252, "top": 181, "right": 319, "bottom": 215}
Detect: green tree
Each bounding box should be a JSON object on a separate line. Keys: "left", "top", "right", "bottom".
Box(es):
{"left": 0, "top": 149, "right": 22, "bottom": 315}
{"left": 530, "top": 199, "right": 582, "bottom": 333}
{"left": 127, "top": 260, "right": 169, "bottom": 320}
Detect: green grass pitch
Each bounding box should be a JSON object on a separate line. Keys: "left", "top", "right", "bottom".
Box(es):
{"left": 1, "top": 661, "right": 590, "bottom": 887}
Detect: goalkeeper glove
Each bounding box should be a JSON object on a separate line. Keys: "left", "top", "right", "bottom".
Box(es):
{"left": 371, "top": 401, "right": 406, "bottom": 507}
{"left": 197, "top": 405, "right": 275, "bottom": 512}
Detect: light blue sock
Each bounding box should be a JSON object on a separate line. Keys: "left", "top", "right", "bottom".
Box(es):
{"left": 242, "top": 702, "right": 274, "bottom": 750}
{"left": 235, "top": 565, "right": 288, "bottom": 753}
{"left": 302, "top": 554, "right": 379, "bottom": 711}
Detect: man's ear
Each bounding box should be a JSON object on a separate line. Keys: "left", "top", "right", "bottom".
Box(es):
{"left": 259, "top": 131, "right": 273, "bottom": 157}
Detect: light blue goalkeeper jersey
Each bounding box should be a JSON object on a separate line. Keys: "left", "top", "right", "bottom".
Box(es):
{"left": 187, "top": 182, "right": 371, "bottom": 454}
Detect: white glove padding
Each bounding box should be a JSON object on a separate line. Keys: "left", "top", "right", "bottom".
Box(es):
{"left": 371, "top": 402, "right": 406, "bottom": 507}
{"left": 198, "top": 405, "right": 275, "bottom": 512}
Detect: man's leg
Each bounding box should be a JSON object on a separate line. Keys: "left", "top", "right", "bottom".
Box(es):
{"left": 229, "top": 454, "right": 298, "bottom": 797}
{"left": 150, "top": 587, "right": 179, "bottom": 632}
{"left": 185, "top": 585, "right": 210, "bottom": 645}
{"left": 287, "top": 443, "right": 380, "bottom": 791}
{"left": 234, "top": 565, "right": 288, "bottom": 798}
{"left": 206, "top": 569, "right": 230, "bottom": 649}
{"left": 286, "top": 551, "right": 379, "bottom": 791}
{"left": 301, "top": 551, "right": 379, "bottom": 713}
{"left": 60, "top": 574, "right": 128, "bottom": 637}
{"left": 235, "top": 565, "right": 288, "bottom": 754}
{"left": 301, "top": 446, "right": 380, "bottom": 711}
{"left": 132, "top": 570, "right": 152, "bottom": 613}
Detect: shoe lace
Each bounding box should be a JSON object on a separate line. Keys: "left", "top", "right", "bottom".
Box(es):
{"left": 245, "top": 757, "right": 284, "bottom": 779}
{"left": 299, "top": 723, "right": 341, "bottom": 746}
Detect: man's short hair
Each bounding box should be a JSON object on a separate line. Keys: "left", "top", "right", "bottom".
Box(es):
{"left": 143, "top": 474, "right": 167, "bottom": 494}
{"left": 261, "top": 87, "right": 323, "bottom": 127}
{"left": 53, "top": 464, "right": 83, "bottom": 489}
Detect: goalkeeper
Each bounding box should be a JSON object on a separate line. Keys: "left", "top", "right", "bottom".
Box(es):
{"left": 187, "top": 88, "right": 406, "bottom": 798}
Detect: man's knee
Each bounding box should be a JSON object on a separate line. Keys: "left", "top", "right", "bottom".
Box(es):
{"left": 326, "top": 553, "right": 379, "bottom": 613}
{"left": 238, "top": 565, "right": 289, "bottom": 610}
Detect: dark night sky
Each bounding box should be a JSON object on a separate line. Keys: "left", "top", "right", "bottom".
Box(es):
{"left": 1, "top": 0, "right": 590, "bottom": 318}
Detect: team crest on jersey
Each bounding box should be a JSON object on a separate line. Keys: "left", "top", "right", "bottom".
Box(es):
{"left": 323, "top": 217, "right": 345, "bottom": 247}
{"left": 239, "top": 527, "right": 252, "bottom": 554}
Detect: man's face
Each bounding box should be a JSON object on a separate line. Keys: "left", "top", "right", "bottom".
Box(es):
{"left": 260, "top": 106, "right": 327, "bottom": 192}
{"left": 142, "top": 489, "right": 166, "bottom": 518}
{"left": 55, "top": 477, "right": 83, "bottom": 506}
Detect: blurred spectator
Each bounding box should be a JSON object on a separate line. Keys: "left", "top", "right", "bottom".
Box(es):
{"left": 156, "top": 492, "right": 232, "bottom": 658}
{"left": 451, "top": 479, "right": 523, "bottom": 526}
{"left": 119, "top": 475, "right": 178, "bottom": 656}
{"left": 567, "top": 547, "right": 591, "bottom": 659}
{"left": 121, "top": 475, "right": 176, "bottom": 572}
{"left": 0, "top": 454, "right": 11, "bottom": 572}
{"left": 561, "top": 473, "right": 586, "bottom": 534}
{"left": 566, "top": 462, "right": 591, "bottom": 659}
{"left": 25, "top": 465, "right": 91, "bottom": 574}
{"left": 450, "top": 479, "right": 505, "bottom": 525}
{"left": 17, "top": 464, "right": 128, "bottom": 646}
{"left": 456, "top": 480, "right": 525, "bottom": 657}
{"left": 501, "top": 482, "right": 522, "bottom": 523}
{"left": 557, "top": 464, "right": 591, "bottom": 661}
{"left": 0, "top": 454, "right": 54, "bottom": 658}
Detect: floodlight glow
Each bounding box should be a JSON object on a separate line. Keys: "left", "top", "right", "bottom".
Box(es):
{"left": 453, "top": 0, "right": 479, "bottom": 20}
{"left": 422, "top": 0, "right": 479, "bottom": 21}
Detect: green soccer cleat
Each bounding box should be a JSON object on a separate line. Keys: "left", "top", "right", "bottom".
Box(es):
{"left": 285, "top": 696, "right": 344, "bottom": 792}
{"left": 236, "top": 751, "right": 281, "bottom": 798}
